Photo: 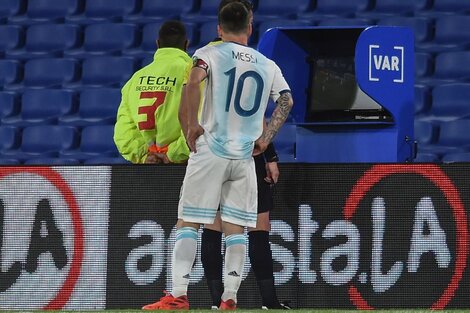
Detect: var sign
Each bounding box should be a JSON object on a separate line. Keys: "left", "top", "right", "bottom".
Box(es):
{"left": 369, "top": 44, "right": 404, "bottom": 83}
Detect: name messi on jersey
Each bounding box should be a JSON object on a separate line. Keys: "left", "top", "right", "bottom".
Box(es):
{"left": 232, "top": 51, "right": 257, "bottom": 63}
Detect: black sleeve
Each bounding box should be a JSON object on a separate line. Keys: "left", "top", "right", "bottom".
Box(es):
{"left": 263, "top": 142, "right": 279, "bottom": 163}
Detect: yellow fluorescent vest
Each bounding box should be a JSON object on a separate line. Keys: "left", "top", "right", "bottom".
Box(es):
{"left": 114, "top": 47, "right": 192, "bottom": 163}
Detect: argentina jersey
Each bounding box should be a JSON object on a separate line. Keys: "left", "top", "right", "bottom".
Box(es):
{"left": 193, "top": 42, "right": 290, "bottom": 159}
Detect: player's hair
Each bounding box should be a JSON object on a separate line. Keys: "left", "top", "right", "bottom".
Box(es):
{"left": 218, "top": 0, "right": 253, "bottom": 13}
{"left": 158, "top": 20, "right": 187, "bottom": 50}
{"left": 218, "top": 2, "right": 250, "bottom": 35}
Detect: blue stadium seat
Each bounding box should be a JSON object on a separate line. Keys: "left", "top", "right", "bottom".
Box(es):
{"left": 432, "top": 51, "right": 470, "bottom": 83}
{"left": 377, "top": 17, "right": 432, "bottom": 43}
{"left": 59, "top": 88, "right": 120, "bottom": 126}
{"left": 0, "top": 59, "right": 22, "bottom": 89}
{"left": 0, "top": 126, "right": 20, "bottom": 152}
{"left": 414, "top": 84, "right": 431, "bottom": 115}
{"left": 415, "top": 52, "right": 433, "bottom": 79}
{"left": 6, "top": 24, "right": 80, "bottom": 60}
{"left": 300, "top": 0, "right": 371, "bottom": 19}
{"left": 0, "top": 158, "right": 21, "bottom": 165}
{"left": 24, "top": 157, "right": 81, "bottom": 165}
{"left": 357, "top": 0, "right": 414, "bottom": 18}
{"left": 414, "top": 120, "right": 437, "bottom": 145}
{"left": 255, "top": 0, "right": 310, "bottom": 20}
{"left": 442, "top": 152, "right": 470, "bottom": 163}
{"left": 140, "top": 53, "right": 155, "bottom": 68}
{"left": 66, "top": 0, "right": 137, "bottom": 24}
{"left": 414, "top": 152, "right": 440, "bottom": 163}
{"left": 1, "top": 125, "right": 79, "bottom": 161}
{"left": 2, "top": 89, "right": 76, "bottom": 127}
{"left": 80, "top": 56, "right": 136, "bottom": 88}
{"left": 181, "top": 0, "right": 220, "bottom": 23}
{"left": 0, "top": 0, "right": 25, "bottom": 23}
{"left": 197, "top": 21, "right": 219, "bottom": 49}
{"left": 8, "top": 0, "right": 82, "bottom": 24}
{"left": 438, "top": 119, "right": 470, "bottom": 148}
{"left": 84, "top": 156, "right": 130, "bottom": 165}
{"left": 0, "top": 25, "right": 23, "bottom": 57}
{"left": 417, "top": 120, "right": 469, "bottom": 157}
{"left": 421, "top": 83, "right": 470, "bottom": 122}
{"left": 23, "top": 58, "right": 79, "bottom": 88}
{"left": 60, "top": 125, "right": 120, "bottom": 161}
{"left": 433, "top": 0, "right": 470, "bottom": 14}
{"left": 195, "top": 21, "right": 257, "bottom": 49}
{"left": 125, "top": 0, "right": 197, "bottom": 24}
{"left": 124, "top": 22, "right": 196, "bottom": 58}
{"left": 317, "top": 18, "right": 373, "bottom": 27}
{"left": 0, "top": 92, "right": 20, "bottom": 119}
{"left": 64, "top": 23, "right": 137, "bottom": 59}
{"left": 257, "top": 20, "right": 314, "bottom": 40}
{"left": 417, "top": 15, "right": 470, "bottom": 53}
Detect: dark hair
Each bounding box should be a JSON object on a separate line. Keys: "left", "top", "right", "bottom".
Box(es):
{"left": 158, "top": 20, "right": 187, "bottom": 50}
{"left": 218, "top": 0, "right": 253, "bottom": 13}
{"left": 218, "top": 2, "right": 250, "bottom": 34}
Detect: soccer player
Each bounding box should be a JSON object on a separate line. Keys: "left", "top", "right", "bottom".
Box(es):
{"left": 143, "top": 2, "right": 293, "bottom": 310}
{"left": 114, "top": 20, "right": 192, "bottom": 164}
{"left": 198, "top": 1, "right": 291, "bottom": 310}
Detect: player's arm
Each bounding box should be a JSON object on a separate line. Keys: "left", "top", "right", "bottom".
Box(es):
{"left": 178, "top": 61, "right": 192, "bottom": 138}
{"left": 114, "top": 85, "right": 149, "bottom": 163}
{"left": 254, "top": 91, "right": 293, "bottom": 156}
{"left": 180, "top": 59, "right": 208, "bottom": 152}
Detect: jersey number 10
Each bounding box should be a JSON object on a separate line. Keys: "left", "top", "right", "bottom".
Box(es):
{"left": 224, "top": 67, "right": 264, "bottom": 117}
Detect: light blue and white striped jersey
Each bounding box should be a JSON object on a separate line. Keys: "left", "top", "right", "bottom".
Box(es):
{"left": 193, "top": 41, "right": 290, "bottom": 159}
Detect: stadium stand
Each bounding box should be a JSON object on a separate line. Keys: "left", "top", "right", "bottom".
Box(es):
{"left": 124, "top": 0, "right": 197, "bottom": 24}
{"left": 182, "top": 0, "right": 236, "bottom": 23}
{"left": 0, "top": 0, "right": 25, "bottom": 23}
{"left": 22, "top": 58, "right": 79, "bottom": 88}
{"left": 377, "top": 16, "right": 432, "bottom": 44}
{"left": 59, "top": 88, "right": 120, "bottom": 127}
{"left": 0, "top": 92, "right": 20, "bottom": 119}
{"left": 8, "top": 0, "right": 82, "bottom": 25}
{"left": 416, "top": 83, "right": 470, "bottom": 122}
{"left": 124, "top": 21, "right": 197, "bottom": 58}
{"left": 59, "top": 125, "right": 121, "bottom": 161}
{"left": 415, "top": 53, "right": 433, "bottom": 79}
{"left": 418, "top": 119, "right": 470, "bottom": 157}
{"left": 0, "top": 125, "right": 79, "bottom": 162}
{"left": 416, "top": 15, "right": 470, "bottom": 53}
{"left": 1, "top": 89, "right": 75, "bottom": 126}
{"left": 427, "top": 0, "right": 470, "bottom": 15}
{"left": 414, "top": 120, "right": 437, "bottom": 146}
{"left": 0, "top": 0, "right": 469, "bottom": 164}
{"left": 64, "top": 23, "right": 138, "bottom": 59}
{"left": 0, "top": 25, "right": 23, "bottom": 57}
{"left": 0, "top": 126, "right": 21, "bottom": 152}
{"left": 442, "top": 152, "right": 470, "bottom": 163}
{"left": 65, "top": 0, "right": 137, "bottom": 25}
{"left": 255, "top": 0, "right": 310, "bottom": 21}
{"left": 298, "top": 0, "right": 371, "bottom": 19}
{"left": 414, "top": 152, "right": 440, "bottom": 163}
{"left": 0, "top": 59, "right": 22, "bottom": 88}
{"left": 5, "top": 23, "right": 80, "bottom": 60}
{"left": 79, "top": 56, "right": 136, "bottom": 88}
{"left": 316, "top": 18, "right": 374, "bottom": 27}
{"left": 414, "top": 85, "right": 431, "bottom": 115}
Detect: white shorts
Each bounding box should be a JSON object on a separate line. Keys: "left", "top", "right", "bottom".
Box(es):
{"left": 178, "top": 135, "right": 258, "bottom": 227}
